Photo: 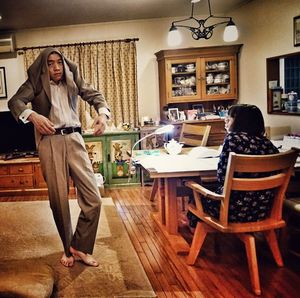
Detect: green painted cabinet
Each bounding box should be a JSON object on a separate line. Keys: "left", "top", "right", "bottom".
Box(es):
{"left": 83, "top": 131, "right": 140, "bottom": 187}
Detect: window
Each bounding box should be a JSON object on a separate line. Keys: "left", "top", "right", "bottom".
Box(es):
{"left": 266, "top": 51, "right": 300, "bottom": 115}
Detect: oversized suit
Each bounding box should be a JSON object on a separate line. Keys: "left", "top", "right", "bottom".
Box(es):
{"left": 8, "top": 48, "right": 109, "bottom": 257}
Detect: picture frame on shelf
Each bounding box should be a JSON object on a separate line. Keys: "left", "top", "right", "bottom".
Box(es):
{"left": 187, "top": 109, "right": 198, "bottom": 120}
{"left": 0, "top": 67, "right": 7, "bottom": 99}
{"left": 294, "top": 15, "right": 300, "bottom": 47}
{"left": 168, "top": 108, "right": 179, "bottom": 121}
{"left": 271, "top": 88, "right": 282, "bottom": 111}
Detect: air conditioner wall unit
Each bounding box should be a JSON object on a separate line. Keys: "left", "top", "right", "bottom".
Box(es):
{"left": 0, "top": 33, "right": 17, "bottom": 58}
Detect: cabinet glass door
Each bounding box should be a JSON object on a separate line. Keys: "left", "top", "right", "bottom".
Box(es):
{"left": 167, "top": 59, "right": 200, "bottom": 103}
{"left": 202, "top": 56, "right": 237, "bottom": 100}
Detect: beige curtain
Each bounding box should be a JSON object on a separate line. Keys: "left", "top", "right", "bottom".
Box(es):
{"left": 21, "top": 40, "right": 138, "bottom": 129}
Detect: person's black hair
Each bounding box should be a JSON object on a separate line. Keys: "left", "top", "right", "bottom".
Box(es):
{"left": 228, "top": 104, "right": 265, "bottom": 136}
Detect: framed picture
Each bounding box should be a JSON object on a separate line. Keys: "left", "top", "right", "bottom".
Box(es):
{"left": 294, "top": 15, "right": 300, "bottom": 47}
{"left": 272, "top": 88, "right": 282, "bottom": 111}
{"left": 0, "top": 67, "right": 7, "bottom": 99}
{"left": 187, "top": 109, "right": 197, "bottom": 120}
{"left": 168, "top": 108, "right": 179, "bottom": 121}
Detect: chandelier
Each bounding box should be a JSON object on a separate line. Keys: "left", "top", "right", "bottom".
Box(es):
{"left": 168, "top": 0, "right": 239, "bottom": 46}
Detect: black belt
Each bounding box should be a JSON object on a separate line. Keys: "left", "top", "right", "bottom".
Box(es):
{"left": 54, "top": 127, "right": 81, "bottom": 135}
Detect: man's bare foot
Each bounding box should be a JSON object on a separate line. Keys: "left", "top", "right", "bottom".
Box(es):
{"left": 70, "top": 246, "right": 99, "bottom": 267}
{"left": 60, "top": 253, "right": 74, "bottom": 267}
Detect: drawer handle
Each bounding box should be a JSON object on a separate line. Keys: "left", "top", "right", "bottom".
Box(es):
{"left": 18, "top": 168, "right": 24, "bottom": 172}
{"left": 20, "top": 181, "right": 25, "bottom": 185}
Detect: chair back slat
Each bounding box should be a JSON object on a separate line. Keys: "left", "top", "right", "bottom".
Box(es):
{"left": 231, "top": 174, "right": 286, "bottom": 191}
{"left": 233, "top": 151, "right": 297, "bottom": 173}
{"left": 265, "top": 125, "right": 291, "bottom": 140}
{"left": 179, "top": 124, "right": 211, "bottom": 147}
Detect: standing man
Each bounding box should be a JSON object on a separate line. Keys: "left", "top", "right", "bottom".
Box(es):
{"left": 8, "top": 47, "right": 110, "bottom": 267}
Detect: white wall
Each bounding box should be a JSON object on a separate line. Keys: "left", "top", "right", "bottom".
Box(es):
{"left": 0, "top": 55, "right": 24, "bottom": 111}
{"left": 0, "top": 0, "right": 300, "bottom": 131}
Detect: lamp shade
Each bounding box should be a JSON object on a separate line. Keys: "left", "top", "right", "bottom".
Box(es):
{"left": 223, "top": 20, "right": 238, "bottom": 42}
{"left": 167, "top": 27, "right": 182, "bottom": 47}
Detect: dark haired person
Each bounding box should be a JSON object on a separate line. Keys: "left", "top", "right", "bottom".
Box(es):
{"left": 8, "top": 48, "right": 110, "bottom": 267}
{"left": 188, "top": 104, "right": 279, "bottom": 229}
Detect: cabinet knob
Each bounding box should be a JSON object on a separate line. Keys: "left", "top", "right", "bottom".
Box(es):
{"left": 18, "top": 168, "right": 24, "bottom": 172}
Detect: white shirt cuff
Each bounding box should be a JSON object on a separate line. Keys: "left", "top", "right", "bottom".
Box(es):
{"left": 19, "top": 109, "right": 34, "bottom": 124}
{"left": 98, "top": 108, "right": 111, "bottom": 120}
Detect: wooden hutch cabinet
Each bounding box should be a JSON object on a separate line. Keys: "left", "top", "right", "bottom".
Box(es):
{"left": 154, "top": 45, "right": 242, "bottom": 147}
{"left": 155, "top": 44, "right": 242, "bottom": 120}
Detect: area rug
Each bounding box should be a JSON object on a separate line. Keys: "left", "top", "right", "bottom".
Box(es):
{"left": 0, "top": 198, "right": 156, "bottom": 298}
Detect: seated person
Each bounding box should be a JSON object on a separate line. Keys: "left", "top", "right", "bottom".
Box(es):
{"left": 187, "top": 104, "right": 279, "bottom": 230}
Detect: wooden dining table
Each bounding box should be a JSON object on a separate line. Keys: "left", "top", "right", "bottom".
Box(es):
{"left": 132, "top": 147, "right": 219, "bottom": 253}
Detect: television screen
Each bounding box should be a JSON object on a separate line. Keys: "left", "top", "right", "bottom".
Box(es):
{"left": 0, "top": 111, "right": 36, "bottom": 156}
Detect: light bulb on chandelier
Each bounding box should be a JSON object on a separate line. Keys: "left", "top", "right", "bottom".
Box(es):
{"left": 167, "top": 24, "right": 182, "bottom": 47}
{"left": 223, "top": 19, "right": 239, "bottom": 42}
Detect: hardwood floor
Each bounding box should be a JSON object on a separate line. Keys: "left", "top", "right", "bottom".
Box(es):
{"left": 107, "top": 187, "right": 300, "bottom": 298}
{"left": 1, "top": 186, "right": 300, "bottom": 297}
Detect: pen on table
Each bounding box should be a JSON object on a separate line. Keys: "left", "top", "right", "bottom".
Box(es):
{"left": 197, "top": 155, "right": 220, "bottom": 159}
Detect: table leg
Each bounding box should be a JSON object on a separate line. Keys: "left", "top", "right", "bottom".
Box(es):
{"left": 152, "top": 177, "right": 190, "bottom": 254}
{"left": 165, "top": 177, "right": 179, "bottom": 235}
{"left": 157, "top": 178, "right": 165, "bottom": 224}
{"left": 149, "top": 178, "right": 158, "bottom": 201}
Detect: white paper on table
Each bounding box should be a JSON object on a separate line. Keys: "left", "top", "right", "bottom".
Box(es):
{"left": 271, "top": 140, "right": 283, "bottom": 149}
{"left": 271, "top": 139, "right": 300, "bottom": 167}
{"left": 137, "top": 155, "right": 218, "bottom": 173}
{"left": 282, "top": 136, "right": 300, "bottom": 150}
{"left": 187, "top": 146, "right": 221, "bottom": 158}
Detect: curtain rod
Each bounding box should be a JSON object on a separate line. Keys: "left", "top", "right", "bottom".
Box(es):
{"left": 16, "top": 37, "right": 139, "bottom": 52}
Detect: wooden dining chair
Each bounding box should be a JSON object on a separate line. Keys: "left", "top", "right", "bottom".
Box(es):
{"left": 149, "top": 124, "right": 211, "bottom": 202}
{"left": 185, "top": 149, "right": 299, "bottom": 295}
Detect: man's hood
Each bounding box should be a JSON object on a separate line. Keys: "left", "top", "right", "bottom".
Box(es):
{"left": 26, "top": 47, "right": 78, "bottom": 97}
{"left": 27, "top": 47, "right": 61, "bottom": 87}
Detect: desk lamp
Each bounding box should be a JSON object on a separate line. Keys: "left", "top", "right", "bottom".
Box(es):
{"left": 128, "top": 124, "right": 174, "bottom": 177}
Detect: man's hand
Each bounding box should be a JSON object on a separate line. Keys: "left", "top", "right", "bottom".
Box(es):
{"left": 93, "top": 114, "right": 107, "bottom": 136}
{"left": 28, "top": 112, "right": 56, "bottom": 135}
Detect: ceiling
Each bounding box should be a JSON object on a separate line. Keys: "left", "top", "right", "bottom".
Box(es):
{"left": 0, "top": 0, "right": 252, "bottom": 32}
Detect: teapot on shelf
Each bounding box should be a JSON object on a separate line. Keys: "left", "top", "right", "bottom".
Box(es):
{"left": 164, "top": 139, "right": 183, "bottom": 155}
